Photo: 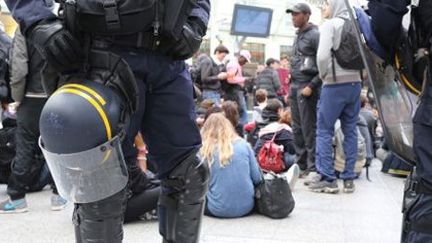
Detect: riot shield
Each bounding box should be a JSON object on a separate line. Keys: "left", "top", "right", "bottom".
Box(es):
{"left": 344, "top": 0, "right": 417, "bottom": 165}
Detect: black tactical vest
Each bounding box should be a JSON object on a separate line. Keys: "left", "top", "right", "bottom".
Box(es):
{"left": 62, "top": 0, "right": 195, "bottom": 40}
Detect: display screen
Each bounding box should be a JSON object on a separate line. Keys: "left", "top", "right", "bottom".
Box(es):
{"left": 231, "top": 4, "right": 273, "bottom": 38}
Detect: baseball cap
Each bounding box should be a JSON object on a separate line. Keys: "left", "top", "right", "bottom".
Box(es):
{"left": 239, "top": 50, "right": 251, "bottom": 63}
{"left": 286, "top": 3, "right": 312, "bottom": 14}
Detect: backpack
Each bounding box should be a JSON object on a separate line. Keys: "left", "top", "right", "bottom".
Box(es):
{"left": 331, "top": 18, "right": 365, "bottom": 71}
{"left": 257, "top": 131, "right": 285, "bottom": 173}
{"left": 334, "top": 123, "right": 367, "bottom": 178}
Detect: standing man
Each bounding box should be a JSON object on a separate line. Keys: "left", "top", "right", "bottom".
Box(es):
{"left": 286, "top": 3, "right": 321, "bottom": 181}
{"left": 200, "top": 44, "right": 229, "bottom": 106}
{"left": 277, "top": 55, "right": 291, "bottom": 105}
{"left": 0, "top": 15, "right": 67, "bottom": 213}
{"left": 226, "top": 50, "right": 252, "bottom": 125}
{"left": 255, "top": 58, "right": 281, "bottom": 99}
{"left": 309, "top": 0, "right": 362, "bottom": 194}
{"left": 3, "top": 1, "right": 210, "bottom": 243}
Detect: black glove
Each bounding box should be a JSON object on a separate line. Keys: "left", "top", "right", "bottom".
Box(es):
{"left": 30, "top": 20, "right": 83, "bottom": 73}
{"left": 166, "top": 20, "right": 205, "bottom": 60}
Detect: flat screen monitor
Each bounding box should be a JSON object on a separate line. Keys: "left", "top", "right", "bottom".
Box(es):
{"left": 230, "top": 4, "right": 273, "bottom": 38}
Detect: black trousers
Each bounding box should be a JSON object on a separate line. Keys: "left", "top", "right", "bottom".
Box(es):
{"left": 73, "top": 188, "right": 127, "bottom": 243}
{"left": 289, "top": 84, "right": 319, "bottom": 172}
{"left": 7, "top": 97, "right": 55, "bottom": 200}
{"left": 403, "top": 86, "right": 432, "bottom": 242}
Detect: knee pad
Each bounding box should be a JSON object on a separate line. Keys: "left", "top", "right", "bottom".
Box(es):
{"left": 73, "top": 189, "right": 127, "bottom": 243}
{"left": 158, "top": 153, "right": 209, "bottom": 243}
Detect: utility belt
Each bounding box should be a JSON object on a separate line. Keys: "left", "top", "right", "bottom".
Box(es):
{"left": 90, "top": 32, "right": 159, "bottom": 51}
{"left": 404, "top": 171, "right": 432, "bottom": 198}
{"left": 402, "top": 170, "right": 432, "bottom": 236}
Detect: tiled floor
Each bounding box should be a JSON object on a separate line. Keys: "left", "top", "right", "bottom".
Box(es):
{"left": 0, "top": 159, "right": 405, "bottom": 243}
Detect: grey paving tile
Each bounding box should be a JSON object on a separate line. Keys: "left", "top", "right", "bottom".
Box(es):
{"left": 0, "top": 160, "right": 406, "bottom": 243}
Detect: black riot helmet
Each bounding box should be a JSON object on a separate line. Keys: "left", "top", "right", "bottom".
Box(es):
{"left": 39, "top": 80, "right": 125, "bottom": 154}
{"left": 39, "top": 80, "right": 131, "bottom": 203}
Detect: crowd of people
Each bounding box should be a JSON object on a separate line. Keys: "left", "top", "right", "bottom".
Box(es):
{"left": 0, "top": 0, "right": 416, "bottom": 233}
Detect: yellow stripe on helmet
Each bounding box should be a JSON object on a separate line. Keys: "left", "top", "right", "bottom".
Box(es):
{"left": 395, "top": 54, "right": 421, "bottom": 96}
{"left": 54, "top": 88, "right": 112, "bottom": 140}
{"left": 60, "top": 84, "right": 107, "bottom": 105}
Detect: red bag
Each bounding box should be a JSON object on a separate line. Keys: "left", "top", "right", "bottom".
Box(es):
{"left": 257, "top": 132, "right": 285, "bottom": 173}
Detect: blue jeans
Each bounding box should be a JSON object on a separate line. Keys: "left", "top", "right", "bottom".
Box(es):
{"left": 284, "top": 152, "right": 296, "bottom": 169}
{"left": 202, "top": 90, "right": 221, "bottom": 106}
{"left": 316, "top": 82, "right": 361, "bottom": 181}
{"left": 237, "top": 90, "right": 248, "bottom": 125}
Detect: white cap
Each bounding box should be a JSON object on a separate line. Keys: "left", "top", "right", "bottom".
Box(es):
{"left": 239, "top": 50, "right": 251, "bottom": 63}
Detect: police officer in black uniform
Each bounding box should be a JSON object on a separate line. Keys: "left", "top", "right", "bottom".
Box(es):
{"left": 4, "top": 0, "right": 210, "bottom": 243}
{"left": 367, "top": 0, "right": 432, "bottom": 242}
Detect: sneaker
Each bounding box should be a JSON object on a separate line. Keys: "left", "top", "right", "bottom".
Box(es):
{"left": 51, "top": 194, "right": 67, "bottom": 211}
{"left": 308, "top": 180, "right": 339, "bottom": 194}
{"left": 0, "top": 198, "right": 28, "bottom": 214}
{"left": 285, "top": 164, "right": 300, "bottom": 191}
{"left": 303, "top": 172, "right": 322, "bottom": 186}
{"left": 139, "top": 209, "right": 158, "bottom": 221}
{"left": 343, "top": 180, "right": 355, "bottom": 193}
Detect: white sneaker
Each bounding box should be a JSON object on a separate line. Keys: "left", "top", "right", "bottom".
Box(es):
{"left": 51, "top": 194, "right": 67, "bottom": 211}
{"left": 285, "top": 164, "right": 300, "bottom": 191}
{"left": 303, "top": 172, "right": 322, "bottom": 186}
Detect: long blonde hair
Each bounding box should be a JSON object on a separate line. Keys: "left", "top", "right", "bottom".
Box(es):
{"left": 200, "top": 113, "right": 238, "bottom": 167}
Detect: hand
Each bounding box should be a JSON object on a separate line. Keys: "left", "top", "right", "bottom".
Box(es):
{"left": 8, "top": 102, "right": 21, "bottom": 115}
{"left": 196, "top": 116, "right": 205, "bottom": 127}
{"left": 217, "top": 72, "right": 228, "bottom": 80}
{"left": 30, "top": 20, "right": 83, "bottom": 73}
{"left": 284, "top": 95, "right": 290, "bottom": 105}
{"left": 226, "top": 71, "right": 236, "bottom": 81}
{"left": 301, "top": 86, "right": 313, "bottom": 97}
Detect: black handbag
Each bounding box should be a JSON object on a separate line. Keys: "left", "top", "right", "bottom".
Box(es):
{"left": 300, "top": 55, "right": 319, "bottom": 75}
{"left": 254, "top": 171, "right": 295, "bottom": 219}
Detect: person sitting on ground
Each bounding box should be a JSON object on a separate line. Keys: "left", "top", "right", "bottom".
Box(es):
{"left": 222, "top": 100, "right": 244, "bottom": 137}
{"left": 196, "top": 99, "right": 216, "bottom": 128}
{"left": 244, "top": 89, "right": 268, "bottom": 144}
{"left": 254, "top": 100, "right": 296, "bottom": 170}
{"left": 252, "top": 88, "right": 268, "bottom": 123}
{"left": 124, "top": 132, "right": 160, "bottom": 223}
{"left": 200, "top": 113, "right": 262, "bottom": 218}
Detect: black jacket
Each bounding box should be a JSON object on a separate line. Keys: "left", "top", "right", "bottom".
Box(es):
{"left": 290, "top": 24, "right": 321, "bottom": 90}
{"left": 256, "top": 67, "right": 281, "bottom": 98}
{"left": 253, "top": 124, "right": 295, "bottom": 156}
{"left": 200, "top": 57, "right": 225, "bottom": 91}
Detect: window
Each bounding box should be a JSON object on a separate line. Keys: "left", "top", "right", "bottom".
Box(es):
{"left": 280, "top": 45, "right": 293, "bottom": 58}
{"left": 242, "top": 42, "right": 265, "bottom": 64}
{"left": 198, "top": 39, "right": 211, "bottom": 56}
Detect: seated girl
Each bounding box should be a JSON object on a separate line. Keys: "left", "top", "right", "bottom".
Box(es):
{"left": 253, "top": 99, "right": 296, "bottom": 169}
{"left": 200, "top": 113, "right": 262, "bottom": 218}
